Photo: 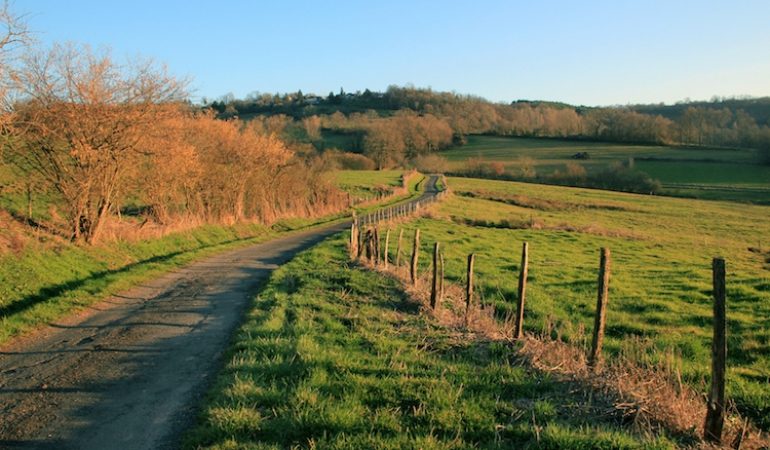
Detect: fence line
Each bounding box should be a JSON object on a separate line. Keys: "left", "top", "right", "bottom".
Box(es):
{"left": 350, "top": 218, "right": 731, "bottom": 443}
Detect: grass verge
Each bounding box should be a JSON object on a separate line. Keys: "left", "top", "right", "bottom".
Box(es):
{"left": 0, "top": 211, "right": 350, "bottom": 346}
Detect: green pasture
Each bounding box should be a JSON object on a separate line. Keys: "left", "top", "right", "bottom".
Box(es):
{"left": 440, "top": 136, "right": 770, "bottom": 203}
{"left": 386, "top": 177, "right": 769, "bottom": 428}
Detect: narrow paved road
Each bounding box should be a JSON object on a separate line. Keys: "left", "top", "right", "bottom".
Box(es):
{"left": 0, "top": 176, "right": 439, "bottom": 449}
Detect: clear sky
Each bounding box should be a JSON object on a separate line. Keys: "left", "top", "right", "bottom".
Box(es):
{"left": 22, "top": 0, "right": 770, "bottom": 106}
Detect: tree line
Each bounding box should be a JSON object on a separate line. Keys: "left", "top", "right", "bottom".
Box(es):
{"left": 215, "top": 86, "right": 770, "bottom": 165}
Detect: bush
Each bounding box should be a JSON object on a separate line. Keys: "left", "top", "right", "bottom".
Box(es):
{"left": 460, "top": 157, "right": 509, "bottom": 178}
{"left": 329, "top": 151, "right": 376, "bottom": 170}
{"left": 588, "top": 164, "right": 661, "bottom": 194}
{"left": 545, "top": 162, "right": 658, "bottom": 194}
{"left": 412, "top": 154, "right": 449, "bottom": 173}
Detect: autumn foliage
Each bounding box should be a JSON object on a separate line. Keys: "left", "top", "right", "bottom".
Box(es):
{"left": 2, "top": 44, "right": 347, "bottom": 244}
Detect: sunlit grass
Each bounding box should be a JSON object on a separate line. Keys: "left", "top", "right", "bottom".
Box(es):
{"left": 185, "top": 235, "right": 674, "bottom": 449}
{"left": 387, "top": 177, "right": 770, "bottom": 427}
{"left": 334, "top": 169, "right": 405, "bottom": 199}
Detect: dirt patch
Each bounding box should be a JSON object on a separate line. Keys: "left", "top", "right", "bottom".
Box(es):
{"left": 747, "top": 246, "right": 770, "bottom": 271}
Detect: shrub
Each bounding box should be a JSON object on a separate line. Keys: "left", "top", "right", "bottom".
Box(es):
{"left": 460, "top": 157, "right": 509, "bottom": 178}
{"left": 412, "top": 154, "right": 449, "bottom": 173}
{"left": 330, "top": 151, "right": 376, "bottom": 170}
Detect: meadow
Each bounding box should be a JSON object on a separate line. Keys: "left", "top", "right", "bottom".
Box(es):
{"left": 389, "top": 177, "right": 770, "bottom": 428}
{"left": 314, "top": 169, "right": 770, "bottom": 428}
{"left": 186, "top": 173, "right": 770, "bottom": 448}
{"left": 184, "top": 235, "right": 675, "bottom": 449}
{"left": 334, "top": 169, "right": 405, "bottom": 199}
{"left": 335, "top": 170, "right": 426, "bottom": 213}
{"left": 440, "top": 136, "right": 770, "bottom": 203}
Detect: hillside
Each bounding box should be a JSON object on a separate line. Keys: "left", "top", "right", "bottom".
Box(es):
{"left": 632, "top": 97, "right": 770, "bottom": 127}
{"left": 212, "top": 89, "right": 770, "bottom": 130}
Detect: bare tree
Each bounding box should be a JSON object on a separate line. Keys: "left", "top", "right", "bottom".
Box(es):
{"left": 8, "top": 44, "right": 188, "bottom": 243}
{"left": 0, "top": 1, "right": 30, "bottom": 128}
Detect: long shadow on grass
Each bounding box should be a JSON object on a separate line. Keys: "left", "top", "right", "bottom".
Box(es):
{"left": 0, "top": 237, "right": 248, "bottom": 321}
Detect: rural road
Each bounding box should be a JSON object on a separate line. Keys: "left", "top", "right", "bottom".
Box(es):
{"left": 0, "top": 175, "right": 440, "bottom": 450}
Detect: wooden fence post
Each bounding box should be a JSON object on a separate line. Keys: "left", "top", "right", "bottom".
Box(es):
{"left": 357, "top": 224, "right": 364, "bottom": 259}
{"left": 364, "top": 229, "right": 374, "bottom": 263}
{"left": 395, "top": 229, "right": 404, "bottom": 267}
{"left": 373, "top": 226, "right": 380, "bottom": 266}
{"left": 430, "top": 242, "right": 441, "bottom": 309}
{"left": 439, "top": 252, "right": 445, "bottom": 300}
{"left": 383, "top": 229, "right": 391, "bottom": 269}
{"left": 465, "top": 253, "right": 475, "bottom": 327}
{"left": 410, "top": 229, "right": 420, "bottom": 285}
{"left": 514, "top": 242, "right": 529, "bottom": 339}
{"left": 349, "top": 222, "right": 358, "bottom": 259}
{"left": 589, "top": 247, "right": 611, "bottom": 368}
{"left": 704, "top": 257, "right": 726, "bottom": 444}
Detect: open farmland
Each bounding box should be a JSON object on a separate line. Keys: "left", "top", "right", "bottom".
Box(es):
{"left": 441, "top": 136, "right": 770, "bottom": 203}
{"left": 388, "top": 177, "right": 770, "bottom": 428}
{"left": 334, "top": 170, "right": 405, "bottom": 199}
{"left": 185, "top": 175, "right": 770, "bottom": 448}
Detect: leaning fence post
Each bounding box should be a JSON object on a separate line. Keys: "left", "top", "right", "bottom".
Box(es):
{"left": 395, "top": 229, "right": 404, "bottom": 267}
{"left": 514, "top": 242, "right": 529, "bottom": 339}
{"left": 589, "top": 247, "right": 611, "bottom": 368}
{"left": 465, "top": 253, "right": 475, "bottom": 327}
{"left": 439, "top": 251, "right": 445, "bottom": 300}
{"left": 704, "top": 257, "right": 727, "bottom": 444}
{"left": 430, "top": 242, "right": 441, "bottom": 309}
{"left": 383, "top": 229, "right": 391, "bottom": 269}
{"left": 410, "top": 229, "right": 420, "bottom": 285}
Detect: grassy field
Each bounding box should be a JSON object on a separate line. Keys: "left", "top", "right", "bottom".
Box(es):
{"left": 185, "top": 235, "right": 674, "bottom": 449}
{"left": 440, "top": 136, "right": 770, "bottom": 203}
{"left": 334, "top": 170, "right": 405, "bottom": 199}
{"left": 335, "top": 170, "right": 426, "bottom": 216}
{"left": 386, "top": 177, "right": 769, "bottom": 428}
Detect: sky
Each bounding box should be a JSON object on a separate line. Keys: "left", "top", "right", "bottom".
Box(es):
{"left": 22, "top": 0, "right": 770, "bottom": 106}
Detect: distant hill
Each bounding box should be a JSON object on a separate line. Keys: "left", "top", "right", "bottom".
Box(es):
{"left": 631, "top": 97, "right": 770, "bottom": 127}
{"left": 208, "top": 87, "right": 770, "bottom": 164}
{"left": 211, "top": 89, "right": 770, "bottom": 128}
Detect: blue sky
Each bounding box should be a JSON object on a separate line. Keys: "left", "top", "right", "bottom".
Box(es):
{"left": 23, "top": 0, "right": 770, "bottom": 106}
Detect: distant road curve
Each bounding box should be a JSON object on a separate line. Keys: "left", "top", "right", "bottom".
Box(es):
{"left": 0, "top": 174, "right": 440, "bottom": 449}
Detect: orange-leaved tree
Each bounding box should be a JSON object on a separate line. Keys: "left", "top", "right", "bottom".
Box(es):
{"left": 8, "top": 43, "right": 188, "bottom": 243}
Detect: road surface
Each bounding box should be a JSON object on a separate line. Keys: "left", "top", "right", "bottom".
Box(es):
{"left": 0, "top": 175, "right": 439, "bottom": 449}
